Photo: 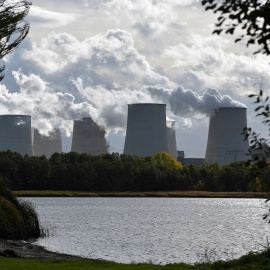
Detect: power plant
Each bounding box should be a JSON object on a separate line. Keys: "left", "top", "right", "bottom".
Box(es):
{"left": 205, "top": 107, "right": 250, "bottom": 166}
{"left": 33, "top": 128, "right": 62, "bottom": 158}
{"left": 167, "top": 121, "right": 178, "bottom": 160}
{"left": 71, "top": 117, "right": 107, "bottom": 155}
{"left": 0, "top": 105, "right": 251, "bottom": 166}
{"left": 124, "top": 103, "right": 169, "bottom": 156}
{"left": 0, "top": 115, "right": 32, "bottom": 156}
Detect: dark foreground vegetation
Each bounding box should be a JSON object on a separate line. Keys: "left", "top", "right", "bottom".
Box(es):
{"left": 0, "top": 177, "right": 40, "bottom": 239}
{"left": 1, "top": 247, "right": 270, "bottom": 269}
{"left": 0, "top": 150, "right": 267, "bottom": 192}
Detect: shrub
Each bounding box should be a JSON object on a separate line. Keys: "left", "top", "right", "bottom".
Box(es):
{"left": 0, "top": 177, "right": 41, "bottom": 239}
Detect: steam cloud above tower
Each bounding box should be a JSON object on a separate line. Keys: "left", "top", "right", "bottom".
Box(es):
{"left": 0, "top": 27, "right": 267, "bottom": 137}
{"left": 0, "top": 71, "right": 245, "bottom": 136}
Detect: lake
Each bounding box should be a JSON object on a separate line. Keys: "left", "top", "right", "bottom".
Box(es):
{"left": 24, "top": 197, "right": 270, "bottom": 265}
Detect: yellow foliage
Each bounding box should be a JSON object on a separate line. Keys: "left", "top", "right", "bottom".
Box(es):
{"left": 0, "top": 196, "right": 23, "bottom": 225}
{"left": 255, "top": 177, "right": 263, "bottom": 192}
{"left": 153, "top": 152, "right": 182, "bottom": 170}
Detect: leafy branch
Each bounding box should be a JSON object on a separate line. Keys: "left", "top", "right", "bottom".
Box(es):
{"left": 202, "top": 0, "right": 270, "bottom": 56}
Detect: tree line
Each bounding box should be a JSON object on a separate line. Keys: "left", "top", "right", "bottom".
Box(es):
{"left": 0, "top": 150, "right": 267, "bottom": 192}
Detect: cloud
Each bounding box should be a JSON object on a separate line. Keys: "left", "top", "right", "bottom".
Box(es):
{"left": 0, "top": 70, "right": 96, "bottom": 136}
{"left": 12, "top": 69, "right": 47, "bottom": 97}
{"left": 97, "top": 0, "right": 187, "bottom": 41}
{"left": 144, "top": 85, "right": 246, "bottom": 117}
{"left": 163, "top": 33, "right": 270, "bottom": 96}
{"left": 28, "top": 6, "right": 78, "bottom": 28}
{"left": 4, "top": 29, "right": 175, "bottom": 93}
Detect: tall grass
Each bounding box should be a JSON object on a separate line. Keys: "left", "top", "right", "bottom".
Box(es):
{"left": 0, "top": 177, "right": 41, "bottom": 239}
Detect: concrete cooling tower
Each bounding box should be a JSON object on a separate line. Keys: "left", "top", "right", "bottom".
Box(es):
{"left": 205, "top": 107, "right": 250, "bottom": 166}
{"left": 71, "top": 117, "right": 107, "bottom": 155}
{"left": 33, "top": 128, "right": 62, "bottom": 158}
{"left": 124, "top": 103, "right": 169, "bottom": 156}
{"left": 0, "top": 115, "right": 32, "bottom": 156}
{"left": 167, "top": 121, "right": 178, "bottom": 159}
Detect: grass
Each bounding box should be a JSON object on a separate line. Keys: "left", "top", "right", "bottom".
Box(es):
{"left": 1, "top": 249, "right": 270, "bottom": 269}
{"left": 14, "top": 190, "right": 269, "bottom": 198}
{"left": 0, "top": 257, "right": 194, "bottom": 270}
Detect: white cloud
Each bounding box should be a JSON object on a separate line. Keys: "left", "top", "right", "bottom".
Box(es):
{"left": 0, "top": 70, "right": 96, "bottom": 136}
{"left": 28, "top": 6, "right": 78, "bottom": 28}
{"left": 163, "top": 33, "right": 270, "bottom": 96}
{"left": 12, "top": 29, "right": 175, "bottom": 92}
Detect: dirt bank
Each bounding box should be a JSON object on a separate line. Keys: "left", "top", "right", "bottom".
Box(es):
{"left": 0, "top": 240, "right": 80, "bottom": 260}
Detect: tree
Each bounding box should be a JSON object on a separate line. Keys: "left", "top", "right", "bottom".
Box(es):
{"left": 0, "top": 0, "right": 31, "bottom": 80}
{"left": 153, "top": 152, "right": 182, "bottom": 171}
{"left": 202, "top": 0, "right": 270, "bottom": 55}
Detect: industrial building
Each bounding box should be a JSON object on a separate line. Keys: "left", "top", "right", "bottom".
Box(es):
{"left": 71, "top": 117, "right": 107, "bottom": 155}
{"left": 177, "top": 151, "right": 204, "bottom": 167}
{"left": 205, "top": 107, "right": 250, "bottom": 166}
{"left": 124, "top": 103, "right": 169, "bottom": 156}
{"left": 0, "top": 105, "right": 252, "bottom": 166}
{"left": 33, "top": 128, "right": 62, "bottom": 158}
{"left": 167, "top": 121, "right": 178, "bottom": 159}
{"left": 0, "top": 115, "right": 32, "bottom": 156}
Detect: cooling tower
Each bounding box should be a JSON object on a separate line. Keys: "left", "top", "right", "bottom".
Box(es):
{"left": 124, "top": 103, "right": 169, "bottom": 156}
{"left": 71, "top": 117, "right": 107, "bottom": 155}
{"left": 167, "top": 121, "right": 178, "bottom": 159}
{"left": 33, "top": 128, "right": 62, "bottom": 158}
{"left": 0, "top": 115, "right": 32, "bottom": 156}
{"left": 205, "top": 107, "right": 250, "bottom": 166}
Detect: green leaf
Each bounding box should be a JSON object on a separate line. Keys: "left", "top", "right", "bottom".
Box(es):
{"left": 255, "top": 106, "right": 264, "bottom": 111}
{"left": 213, "top": 29, "right": 223, "bottom": 35}
{"left": 247, "top": 39, "right": 255, "bottom": 46}
{"left": 226, "top": 27, "right": 235, "bottom": 34}
{"left": 235, "top": 38, "right": 242, "bottom": 43}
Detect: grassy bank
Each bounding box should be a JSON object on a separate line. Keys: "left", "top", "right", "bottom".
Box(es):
{"left": 14, "top": 190, "right": 269, "bottom": 198}
{"left": 1, "top": 248, "right": 270, "bottom": 269}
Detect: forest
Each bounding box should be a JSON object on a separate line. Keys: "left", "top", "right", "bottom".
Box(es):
{"left": 0, "top": 150, "right": 267, "bottom": 193}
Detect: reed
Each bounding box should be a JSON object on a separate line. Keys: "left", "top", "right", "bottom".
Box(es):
{"left": 0, "top": 178, "right": 41, "bottom": 239}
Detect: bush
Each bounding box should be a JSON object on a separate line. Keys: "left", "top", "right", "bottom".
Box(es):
{"left": 0, "top": 177, "right": 41, "bottom": 239}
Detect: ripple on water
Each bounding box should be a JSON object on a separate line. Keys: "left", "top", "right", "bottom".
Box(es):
{"left": 24, "top": 197, "right": 270, "bottom": 265}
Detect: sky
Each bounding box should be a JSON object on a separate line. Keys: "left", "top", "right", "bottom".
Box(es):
{"left": 1, "top": 0, "right": 270, "bottom": 157}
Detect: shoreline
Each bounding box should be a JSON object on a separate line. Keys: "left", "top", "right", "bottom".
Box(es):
{"left": 0, "top": 240, "right": 269, "bottom": 270}
{"left": 14, "top": 190, "right": 269, "bottom": 198}
{"left": 0, "top": 239, "right": 81, "bottom": 260}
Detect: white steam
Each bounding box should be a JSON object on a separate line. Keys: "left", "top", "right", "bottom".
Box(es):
{"left": 0, "top": 29, "right": 248, "bottom": 136}
{"left": 0, "top": 68, "right": 245, "bottom": 136}
{"left": 0, "top": 70, "right": 96, "bottom": 136}
{"left": 144, "top": 85, "right": 246, "bottom": 117}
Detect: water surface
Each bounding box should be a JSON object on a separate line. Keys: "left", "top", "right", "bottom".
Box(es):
{"left": 25, "top": 197, "right": 270, "bottom": 264}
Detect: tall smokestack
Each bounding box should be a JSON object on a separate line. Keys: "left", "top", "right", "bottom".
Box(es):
{"left": 205, "top": 107, "right": 250, "bottom": 166}
{"left": 167, "top": 121, "right": 178, "bottom": 159}
{"left": 33, "top": 128, "right": 62, "bottom": 158}
{"left": 71, "top": 117, "right": 107, "bottom": 155}
{"left": 0, "top": 115, "right": 32, "bottom": 156}
{"left": 124, "top": 103, "right": 169, "bottom": 156}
